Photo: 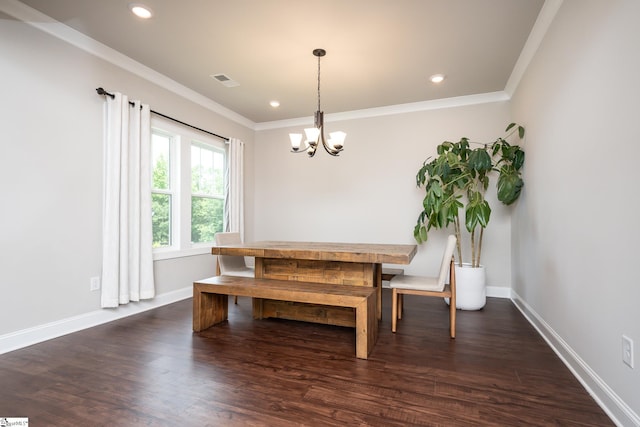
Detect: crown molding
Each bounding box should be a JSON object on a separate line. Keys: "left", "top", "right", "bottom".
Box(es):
{"left": 255, "top": 91, "right": 511, "bottom": 131}
{"left": 0, "top": 0, "right": 255, "bottom": 129}
{"left": 504, "top": 0, "right": 564, "bottom": 97}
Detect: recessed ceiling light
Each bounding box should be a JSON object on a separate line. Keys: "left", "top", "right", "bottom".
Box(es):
{"left": 270, "top": 101, "right": 280, "bottom": 108}
{"left": 430, "top": 74, "right": 445, "bottom": 84}
{"left": 129, "top": 3, "right": 153, "bottom": 19}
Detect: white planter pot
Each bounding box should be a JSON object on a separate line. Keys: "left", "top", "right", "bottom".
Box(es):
{"left": 446, "top": 263, "right": 486, "bottom": 310}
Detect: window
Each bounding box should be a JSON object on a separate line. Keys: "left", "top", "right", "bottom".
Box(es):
{"left": 151, "top": 118, "right": 227, "bottom": 259}
{"left": 190, "top": 142, "right": 225, "bottom": 243}
{"left": 151, "top": 130, "right": 174, "bottom": 248}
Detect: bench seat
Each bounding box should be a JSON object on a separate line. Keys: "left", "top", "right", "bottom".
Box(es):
{"left": 193, "top": 275, "right": 378, "bottom": 359}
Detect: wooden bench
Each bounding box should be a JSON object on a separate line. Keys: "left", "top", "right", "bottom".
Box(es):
{"left": 193, "top": 275, "right": 378, "bottom": 359}
{"left": 381, "top": 268, "right": 404, "bottom": 281}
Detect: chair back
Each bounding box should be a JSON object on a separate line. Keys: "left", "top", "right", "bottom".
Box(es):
{"left": 214, "top": 232, "right": 247, "bottom": 273}
{"left": 436, "top": 235, "right": 457, "bottom": 288}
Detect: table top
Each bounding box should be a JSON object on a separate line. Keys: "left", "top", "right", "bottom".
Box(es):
{"left": 211, "top": 240, "right": 417, "bottom": 265}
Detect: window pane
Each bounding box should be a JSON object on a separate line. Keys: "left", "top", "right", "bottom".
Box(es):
{"left": 213, "top": 151, "right": 224, "bottom": 194}
{"left": 152, "top": 134, "right": 171, "bottom": 190}
{"left": 191, "top": 196, "right": 223, "bottom": 243}
{"left": 191, "top": 144, "right": 208, "bottom": 193}
{"left": 152, "top": 193, "right": 171, "bottom": 247}
{"left": 191, "top": 143, "right": 224, "bottom": 196}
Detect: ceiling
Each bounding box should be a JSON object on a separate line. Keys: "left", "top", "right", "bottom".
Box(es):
{"left": 17, "top": 0, "right": 545, "bottom": 125}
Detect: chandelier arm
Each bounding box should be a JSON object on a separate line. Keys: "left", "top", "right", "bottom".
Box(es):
{"left": 290, "top": 139, "right": 310, "bottom": 153}
{"left": 322, "top": 143, "right": 341, "bottom": 156}
{"left": 291, "top": 139, "right": 310, "bottom": 153}
{"left": 321, "top": 134, "right": 341, "bottom": 156}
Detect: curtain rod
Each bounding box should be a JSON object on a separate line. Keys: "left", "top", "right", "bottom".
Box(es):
{"left": 95, "top": 87, "right": 229, "bottom": 142}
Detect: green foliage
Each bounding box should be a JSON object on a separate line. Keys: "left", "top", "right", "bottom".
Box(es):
{"left": 191, "top": 197, "right": 223, "bottom": 243}
{"left": 414, "top": 123, "right": 526, "bottom": 267}
{"left": 152, "top": 154, "right": 170, "bottom": 247}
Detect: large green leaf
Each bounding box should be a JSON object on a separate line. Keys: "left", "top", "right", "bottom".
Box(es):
{"left": 438, "top": 206, "right": 447, "bottom": 228}
{"left": 497, "top": 172, "right": 524, "bottom": 205}
{"left": 416, "top": 164, "right": 427, "bottom": 186}
{"left": 478, "top": 201, "right": 491, "bottom": 227}
{"left": 465, "top": 204, "right": 478, "bottom": 232}
{"left": 413, "top": 223, "right": 423, "bottom": 243}
{"left": 429, "top": 180, "right": 443, "bottom": 197}
{"left": 419, "top": 226, "right": 428, "bottom": 242}
{"left": 468, "top": 148, "right": 492, "bottom": 172}
{"left": 465, "top": 200, "right": 491, "bottom": 232}
{"left": 513, "top": 148, "right": 525, "bottom": 170}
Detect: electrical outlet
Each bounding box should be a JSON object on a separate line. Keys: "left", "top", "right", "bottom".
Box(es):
{"left": 90, "top": 276, "right": 101, "bottom": 291}
{"left": 622, "top": 335, "right": 634, "bottom": 368}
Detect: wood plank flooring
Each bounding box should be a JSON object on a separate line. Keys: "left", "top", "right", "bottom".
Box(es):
{"left": 0, "top": 290, "right": 613, "bottom": 426}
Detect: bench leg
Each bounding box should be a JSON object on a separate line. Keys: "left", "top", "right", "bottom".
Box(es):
{"left": 193, "top": 284, "right": 229, "bottom": 331}
{"left": 376, "top": 263, "right": 382, "bottom": 321}
{"left": 391, "top": 289, "right": 398, "bottom": 333}
{"left": 355, "top": 294, "right": 378, "bottom": 359}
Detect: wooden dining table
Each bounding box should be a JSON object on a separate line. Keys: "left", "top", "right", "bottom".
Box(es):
{"left": 211, "top": 241, "right": 417, "bottom": 327}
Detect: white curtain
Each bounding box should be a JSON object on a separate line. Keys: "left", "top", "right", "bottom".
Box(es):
{"left": 224, "top": 138, "right": 245, "bottom": 239}
{"left": 101, "top": 92, "right": 155, "bottom": 308}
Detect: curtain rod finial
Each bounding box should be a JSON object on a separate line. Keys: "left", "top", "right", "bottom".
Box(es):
{"left": 96, "top": 87, "right": 114, "bottom": 98}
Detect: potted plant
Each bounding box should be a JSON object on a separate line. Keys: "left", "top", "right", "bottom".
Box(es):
{"left": 413, "top": 123, "right": 525, "bottom": 309}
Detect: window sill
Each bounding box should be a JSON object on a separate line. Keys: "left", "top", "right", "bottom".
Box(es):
{"left": 153, "top": 246, "right": 213, "bottom": 261}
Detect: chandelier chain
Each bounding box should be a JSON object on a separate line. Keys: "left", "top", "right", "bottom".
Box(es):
{"left": 317, "top": 53, "right": 321, "bottom": 113}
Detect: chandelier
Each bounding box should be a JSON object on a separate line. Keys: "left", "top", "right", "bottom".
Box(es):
{"left": 289, "top": 49, "right": 346, "bottom": 157}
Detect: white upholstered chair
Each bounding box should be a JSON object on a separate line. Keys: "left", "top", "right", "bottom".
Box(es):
{"left": 390, "top": 234, "right": 457, "bottom": 338}
{"left": 214, "top": 232, "right": 254, "bottom": 303}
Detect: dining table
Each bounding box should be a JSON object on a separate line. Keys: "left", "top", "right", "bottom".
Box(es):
{"left": 211, "top": 240, "right": 417, "bottom": 327}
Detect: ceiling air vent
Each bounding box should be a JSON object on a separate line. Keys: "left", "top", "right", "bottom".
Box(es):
{"left": 210, "top": 73, "right": 239, "bottom": 87}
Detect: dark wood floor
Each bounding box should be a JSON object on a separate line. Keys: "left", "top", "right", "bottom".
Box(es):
{"left": 0, "top": 290, "right": 613, "bottom": 426}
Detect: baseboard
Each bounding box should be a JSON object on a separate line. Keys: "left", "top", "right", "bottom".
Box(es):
{"left": 0, "top": 286, "right": 193, "bottom": 355}
{"left": 511, "top": 291, "right": 639, "bottom": 427}
{"left": 486, "top": 286, "right": 511, "bottom": 298}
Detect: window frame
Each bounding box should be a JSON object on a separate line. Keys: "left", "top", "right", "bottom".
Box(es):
{"left": 151, "top": 117, "right": 227, "bottom": 260}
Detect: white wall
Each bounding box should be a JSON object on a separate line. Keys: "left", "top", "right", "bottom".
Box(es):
{"left": 0, "top": 11, "right": 254, "bottom": 338}
{"left": 254, "top": 102, "right": 514, "bottom": 288}
{"left": 511, "top": 0, "right": 640, "bottom": 423}
{"left": 4, "top": 1, "right": 637, "bottom": 423}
